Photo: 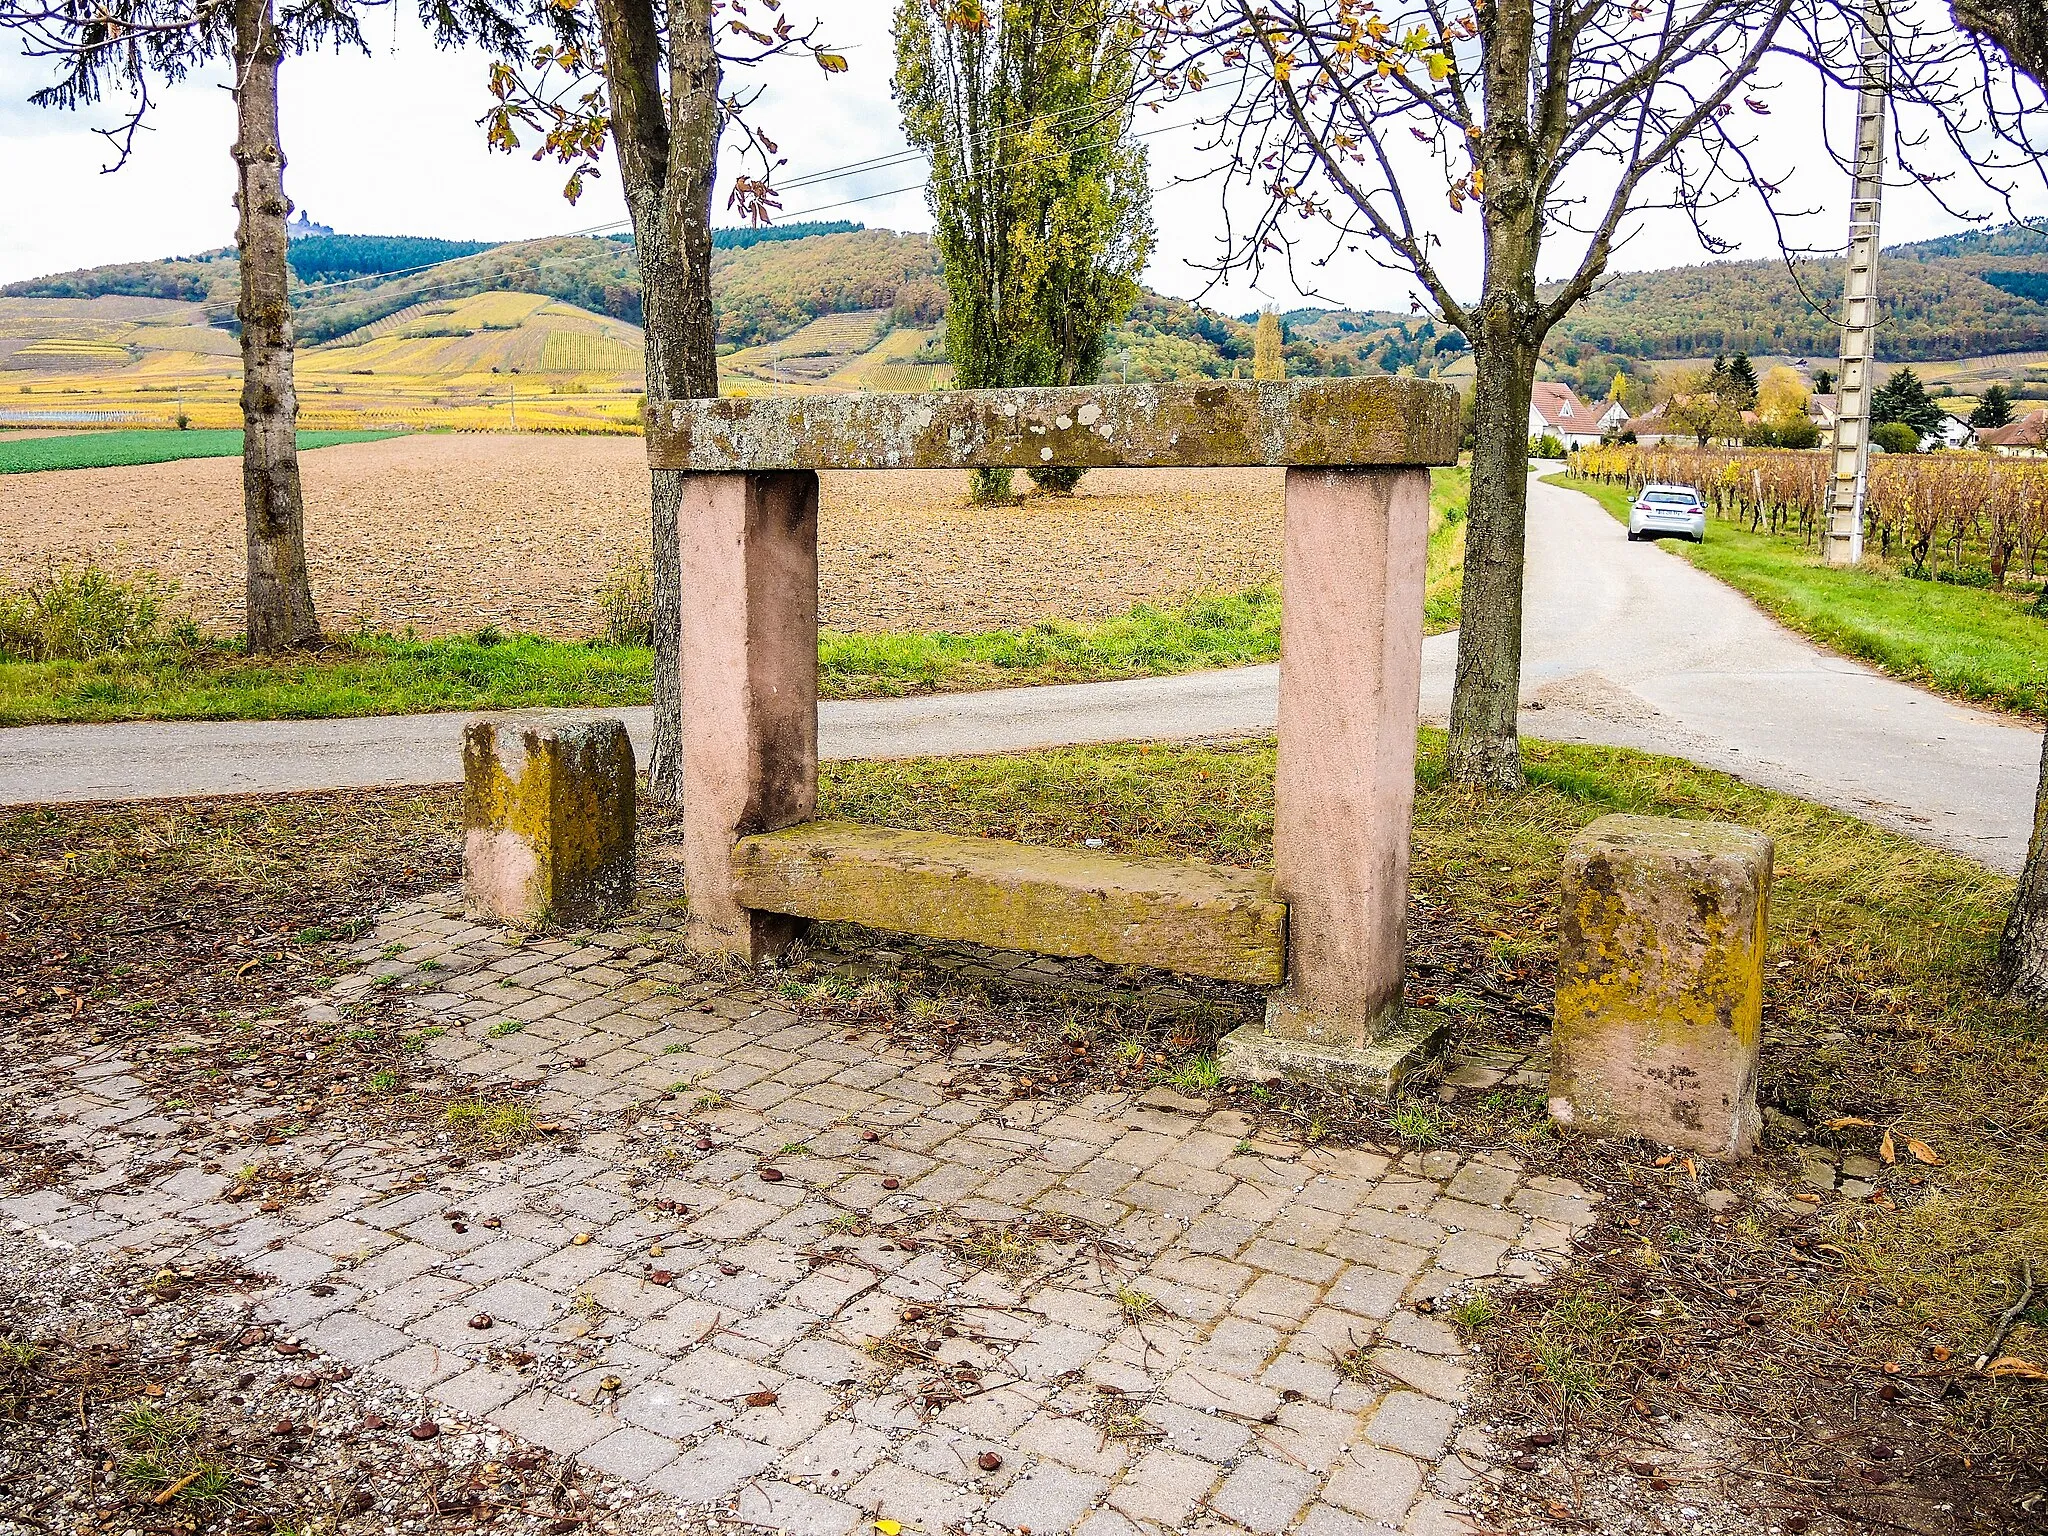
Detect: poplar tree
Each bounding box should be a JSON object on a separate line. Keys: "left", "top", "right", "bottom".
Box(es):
{"left": 1252, "top": 308, "right": 1284, "bottom": 380}
{"left": 894, "top": 0, "right": 1154, "bottom": 501}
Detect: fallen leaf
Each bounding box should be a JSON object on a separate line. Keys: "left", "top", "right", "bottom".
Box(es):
{"left": 1825, "top": 1117, "right": 1875, "bottom": 1130}
{"left": 1906, "top": 1138, "right": 1942, "bottom": 1166}
{"left": 1879, "top": 1129, "right": 1895, "bottom": 1165}
{"left": 1986, "top": 1356, "right": 2047, "bottom": 1380}
{"left": 876, "top": 1522, "right": 902, "bottom": 1536}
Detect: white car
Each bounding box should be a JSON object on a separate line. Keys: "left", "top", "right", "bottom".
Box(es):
{"left": 1627, "top": 483, "right": 1706, "bottom": 543}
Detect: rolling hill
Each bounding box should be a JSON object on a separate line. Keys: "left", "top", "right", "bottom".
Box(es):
{"left": 4, "top": 217, "right": 2044, "bottom": 430}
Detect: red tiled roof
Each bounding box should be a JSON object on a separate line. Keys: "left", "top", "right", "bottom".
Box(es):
{"left": 1530, "top": 381, "right": 1597, "bottom": 433}
{"left": 1980, "top": 409, "right": 2048, "bottom": 449}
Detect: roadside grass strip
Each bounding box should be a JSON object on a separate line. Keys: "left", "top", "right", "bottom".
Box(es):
{"left": 1554, "top": 472, "right": 2048, "bottom": 717}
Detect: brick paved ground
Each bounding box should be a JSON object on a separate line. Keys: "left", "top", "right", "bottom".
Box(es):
{"left": 2, "top": 890, "right": 1599, "bottom": 1535}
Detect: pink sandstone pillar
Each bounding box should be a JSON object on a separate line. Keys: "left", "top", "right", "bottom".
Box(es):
{"left": 680, "top": 470, "right": 820, "bottom": 961}
{"left": 1267, "top": 466, "right": 1432, "bottom": 1048}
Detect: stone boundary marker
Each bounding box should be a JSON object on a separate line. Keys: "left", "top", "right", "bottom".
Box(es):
{"left": 462, "top": 718, "right": 635, "bottom": 929}
{"left": 646, "top": 379, "right": 1462, "bottom": 1094}
{"left": 1548, "top": 814, "right": 1773, "bottom": 1158}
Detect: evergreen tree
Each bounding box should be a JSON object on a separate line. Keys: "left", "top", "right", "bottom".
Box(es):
{"left": 1871, "top": 367, "right": 1946, "bottom": 437}
{"left": 1812, "top": 366, "right": 1836, "bottom": 395}
{"left": 1723, "top": 351, "right": 1759, "bottom": 407}
{"left": 1973, "top": 383, "right": 2017, "bottom": 429}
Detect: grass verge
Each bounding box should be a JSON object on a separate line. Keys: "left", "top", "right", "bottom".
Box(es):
{"left": 0, "top": 470, "right": 1468, "bottom": 724}
{"left": 1553, "top": 471, "right": 2048, "bottom": 717}
{"left": 0, "top": 428, "right": 402, "bottom": 474}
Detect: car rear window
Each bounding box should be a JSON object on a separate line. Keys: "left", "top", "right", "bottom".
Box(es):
{"left": 1645, "top": 490, "right": 1697, "bottom": 505}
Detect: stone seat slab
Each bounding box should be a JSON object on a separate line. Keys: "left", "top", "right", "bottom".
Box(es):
{"left": 730, "top": 820, "right": 1287, "bottom": 986}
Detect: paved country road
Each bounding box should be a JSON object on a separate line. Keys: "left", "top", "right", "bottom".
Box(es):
{"left": 3, "top": 474, "right": 2039, "bottom": 870}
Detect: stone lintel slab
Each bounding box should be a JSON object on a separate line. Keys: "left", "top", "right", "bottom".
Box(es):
{"left": 646, "top": 379, "right": 1461, "bottom": 472}
{"left": 1217, "top": 1009, "right": 1447, "bottom": 1097}
{"left": 730, "top": 819, "right": 1286, "bottom": 985}
{"left": 1549, "top": 814, "right": 1772, "bottom": 1159}
{"left": 462, "top": 717, "right": 634, "bottom": 929}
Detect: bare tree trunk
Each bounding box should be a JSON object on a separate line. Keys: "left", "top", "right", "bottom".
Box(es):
{"left": 596, "top": 0, "right": 720, "bottom": 801}
{"left": 1445, "top": 2, "right": 1540, "bottom": 789}
{"left": 1952, "top": 0, "right": 2048, "bottom": 87}
{"left": 1448, "top": 325, "right": 1537, "bottom": 788}
{"left": 232, "top": 0, "right": 319, "bottom": 652}
{"left": 1999, "top": 726, "right": 2048, "bottom": 1005}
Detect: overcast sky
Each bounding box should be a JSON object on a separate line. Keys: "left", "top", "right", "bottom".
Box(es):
{"left": 4, "top": 0, "right": 2041, "bottom": 312}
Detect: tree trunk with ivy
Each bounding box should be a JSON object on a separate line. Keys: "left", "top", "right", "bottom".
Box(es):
{"left": 595, "top": 0, "right": 721, "bottom": 800}
{"left": 232, "top": 0, "right": 320, "bottom": 653}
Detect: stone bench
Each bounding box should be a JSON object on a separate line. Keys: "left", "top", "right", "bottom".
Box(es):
{"left": 649, "top": 378, "right": 1461, "bottom": 1091}
{"left": 732, "top": 821, "right": 1287, "bottom": 985}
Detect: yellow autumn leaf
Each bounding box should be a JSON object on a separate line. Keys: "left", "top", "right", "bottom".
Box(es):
{"left": 817, "top": 52, "right": 849, "bottom": 72}
{"left": 876, "top": 1522, "right": 903, "bottom": 1536}
{"left": 1428, "top": 51, "right": 1450, "bottom": 80}
{"left": 1825, "top": 1116, "right": 1876, "bottom": 1130}
{"left": 1906, "top": 1138, "right": 1942, "bottom": 1165}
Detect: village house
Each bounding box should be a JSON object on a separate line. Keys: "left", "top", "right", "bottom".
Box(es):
{"left": 1981, "top": 407, "right": 2048, "bottom": 457}
{"left": 1528, "top": 380, "right": 1619, "bottom": 449}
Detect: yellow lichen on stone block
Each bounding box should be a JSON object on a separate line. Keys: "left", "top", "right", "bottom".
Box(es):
{"left": 731, "top": 819, "right": 1286, "bottom": 984}
{"left": 1549, "top": 813, "right": 1772, "bottom": 1158}
{"left": 463, "top": 717, "right": 635, "bottom": 928}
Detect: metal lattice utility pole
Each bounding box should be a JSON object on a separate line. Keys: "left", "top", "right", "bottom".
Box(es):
{"left": 1825, "top": 0, "right": 1890, "bottom": 567}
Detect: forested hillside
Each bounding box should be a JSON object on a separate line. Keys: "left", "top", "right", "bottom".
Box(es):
{"left": 1548, "top": 221, "right": 2048, "bottom": 361}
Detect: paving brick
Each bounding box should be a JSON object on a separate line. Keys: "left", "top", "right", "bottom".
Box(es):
{"left": 467, "top": 1275, "right": 567, "bottom": 1328}
{"left": 1210, "top": 1456, "right": 1319, "bottom": 1534}
{"left": 617, "top": 1381, "right": 728, "bottom": 1439}
{"left": 776, "top": 1419, "right": 891, "bottom": 1489}
{"left": 303, "top": 1310, "right": 413, "bottom": 1367}
{"left": 1232, "top": 1272, "right": 1322, "bottom": 1326}
{"left": 1369, "top": 1346, "right": 1469, "bottom": 1403}
{"left": 368, "top": 1341, "right": 472, "bottom": 1391}
{"left": 1299, "top": 1500, "right": 1385, "bottom": 1536}
{"left": 731, "top": 1479, "right": 862, "bottom": 1536}
{"left": 577, "top": 1425, "right": 681, "bottom": 1480}
{"left": 1364, "top": 1393, "right": 1458, "bottom": 1459}
{"left": 986, "top": 1461, "right": 1109, "bottom": 1533}
{"left": 647, "top": 1433, "right": 778, "bottom": 1501}
{"left": 1107, "top": 1448, "right": 1218, "bottom": 1525}
{"left": 1145, "top": 1401, "right": 1253, "bottom": 1464}
{"left": 1013, "top": 1412, "right": 1135, "bottom": 1477}
{"left": 490, "top": 1389, "right": 614, "bottom": 1456}
{"left": 428, "top": 1365, "right": 527, "bottom": 1416}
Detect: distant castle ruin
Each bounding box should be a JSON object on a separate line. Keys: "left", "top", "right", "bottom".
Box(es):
{"left": 285, "top": 210, "right": 335, "bottom": 240}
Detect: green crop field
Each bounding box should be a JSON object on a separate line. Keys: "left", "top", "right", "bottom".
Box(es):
{"left": 0, "top": 428, "right": 403, "bottom": 475}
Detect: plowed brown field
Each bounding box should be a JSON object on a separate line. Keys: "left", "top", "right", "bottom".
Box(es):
{"left": 1, "top": 432, "right": 1283, "bottom": 638}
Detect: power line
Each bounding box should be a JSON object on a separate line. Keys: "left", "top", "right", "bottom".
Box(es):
{"left": 202, "top": 94, "right": 1220, "bottom": 329}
